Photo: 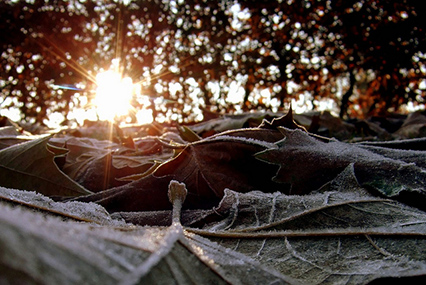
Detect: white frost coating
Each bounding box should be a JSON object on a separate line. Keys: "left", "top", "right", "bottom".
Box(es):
{"left": 50, "top": 136, "right": 118, "bottom": 150}
{"left": 0, "top": 186, "right": 125, "bottom": 226}
{"left": 282, "top": 128, "right": 406, "bottom": 164}
{"left": 203, "top": 135, "right": 278, "bottom": 149}
{"left": 120, "top": 225, "right": 183, "bottom": 285}
{"left": 0, "top": 201, "right": 174, "bottom": 284}
{"left": 0, "top": 202, "right": 123, "bottom": 283}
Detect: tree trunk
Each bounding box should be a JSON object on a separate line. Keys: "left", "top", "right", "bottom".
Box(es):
{"left": 339, "top": 71, "right": 356, "bottom": 119}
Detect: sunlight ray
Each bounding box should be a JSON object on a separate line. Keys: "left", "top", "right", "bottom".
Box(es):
{"left": 35, "top": 35, "right": 97, "bottom": 84}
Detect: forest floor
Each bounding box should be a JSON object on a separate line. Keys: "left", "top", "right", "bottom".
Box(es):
{"left": 1, "top": 110, "right": 426, "bottom": 284}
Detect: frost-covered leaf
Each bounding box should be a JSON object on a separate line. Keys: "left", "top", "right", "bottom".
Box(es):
{"left": 111, "top": 208, "right": 219, "bottom": 227}
{"left": 4, "top": 112, "right": 426, "bottom": 284}
{"left": 153, "top": 129, "right": 284, "bottom": 200}
{"left": 189, "top": 167, "right": 426, "bottom": 284}
{"left": 258, "top": 106, "right": 307, "bottom": 131}
{"left": 394, "top": 111, "right": 426, "bottom": 138}
{"left": 359, "top": 137, "right": 426, "bottom": 151}
{"left": 256, "top": 127, "right": 426, "bottom": 210}
{"left": 0, "top": 135, "right": 91, "bottom": 197}
{"left": 200, "top": 165, "right": 426, "bottom": 233}
{"left": 0, "top": 188, "right": 293, "bottom": 284}
{"left": 189, "top": 112, "right": 282, "bottom": 137}
{"left": 0, "top": 186, "right": 123, "bottom": 226}
{"left": 49, "top": 136, "right": 116, "bottom": 163}
{"left": 52, "top": 137, "right": 120, "bottom": 191}
{"left": 77, "top": 128, "right": 285, "bottom": 212}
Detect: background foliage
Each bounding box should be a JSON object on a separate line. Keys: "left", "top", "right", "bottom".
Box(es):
{"left": 1, "top": 0, "right": 425, "bottom": 126}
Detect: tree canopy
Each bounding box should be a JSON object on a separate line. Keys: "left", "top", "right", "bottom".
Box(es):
{"left": 1, "top": 0, "right": 425, "bottom": 126}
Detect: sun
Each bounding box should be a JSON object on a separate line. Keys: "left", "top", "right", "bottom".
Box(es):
{"left": 94, "top": 70, "right": 135, "bottom": 122}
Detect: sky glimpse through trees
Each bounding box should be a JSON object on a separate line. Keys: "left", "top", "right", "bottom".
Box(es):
{"left": 1, "top": 0, "right": 425, "bottom": 127}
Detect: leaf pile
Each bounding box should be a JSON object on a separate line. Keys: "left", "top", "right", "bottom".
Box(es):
{"left": 1, "top": 110, "right": 426, "bottom": 284}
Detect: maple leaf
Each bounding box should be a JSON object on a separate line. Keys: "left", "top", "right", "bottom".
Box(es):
{"left": 0, "top": 184, "right": 294, "bottom": 284}
{"left": 2, "top": 172, "right": 426, "bottom": 284}
{"left": 76, "top": 128, "right": 285, "bottom": 212}
{"left": 50, "top": 136, "right": 172, "bottom": 192}
{"left": 256, "top": 127, "right": 426, "bottom": 210}
{"left": 187, "top": 167, "right": 426, "bottom": 284}
{"left": 0, "top": 135, "right": 91, "bottom": 197}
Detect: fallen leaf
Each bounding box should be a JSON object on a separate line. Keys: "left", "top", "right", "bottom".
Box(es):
{"left": 0, "top": 187, "right": 123, "bottom": 226}
{"left": 258, "top": 106, "right": 307, "bottom": 131}
{"left": 0, "top": 185, "right": 294, "bottom": 284}
{"left": 394, "top": 111, "right": 426, "bottom": 138}
{"left": 188, "top": 166, "right": 426, "bottom": 284}
{"left": 189, "top": 112, "right": 282, "bottom": 137}
{"left": 111, "top": 208, "right": 219, "bottom": 227}
{"left": 177, "top": 125, "right": 202, "bottom": 142}
{"left": 0, "top": 126, "right": 34, "bottom": 150}
{"left": 256, "top": 127, "right": 426, "bottom": 210}
{"left": 153, "top": 129, "right": 285, "bottom": 200}
{"left": 50, "top": 136, "right": 172, "bottom": 191}
{"left": 77, "top": 128, "right": 285, "bottom": 212}
{"left": 113, "top": 155, "right": 163, "bottom": 180}
{"left": 358, "top": 137, "right": 426, "bottom": 151}
{"left": 67, "top": 152, "right": 115, "bottom": 192}
{"left": 0, "top": 135, "right": 91, "bottom": 197}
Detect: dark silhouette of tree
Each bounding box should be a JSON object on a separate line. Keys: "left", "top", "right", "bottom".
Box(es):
{"left": 1, "top": 0, "right": 425, "bottom": 126}
{"left": 234, "top": 0, "right": 426, "bottom": 118}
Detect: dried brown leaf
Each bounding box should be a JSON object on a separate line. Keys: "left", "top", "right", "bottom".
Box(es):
{"left": 77, "top": 128, "right": 285, "bottom": 212}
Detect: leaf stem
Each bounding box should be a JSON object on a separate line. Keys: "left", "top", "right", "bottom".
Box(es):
{"left": 168, "top": 180, "right": 187, "bottom": 225}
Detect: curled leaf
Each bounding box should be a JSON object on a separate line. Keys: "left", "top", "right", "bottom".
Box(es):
{"left": 77, "top": 128, "right": 285, "bottom": 212}
{"left": 0, "top": 135, "right": 91, "bottom": 197}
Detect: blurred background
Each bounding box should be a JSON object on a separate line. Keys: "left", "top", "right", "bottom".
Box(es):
{"left": 1, "top": 0, "right": 425, "bottom": 129}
